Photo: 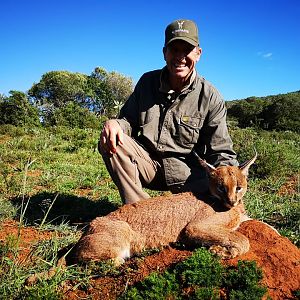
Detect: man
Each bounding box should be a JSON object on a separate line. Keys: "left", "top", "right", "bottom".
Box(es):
{"left": 99, "top": 19, "right": 238, "bottom": 204}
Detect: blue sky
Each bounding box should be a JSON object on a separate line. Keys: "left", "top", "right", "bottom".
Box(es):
{"left": 1, "top": 0, "right": 299, "bottom": 100}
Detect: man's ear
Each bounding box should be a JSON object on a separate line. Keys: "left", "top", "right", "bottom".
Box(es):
{"left": 163, "top": 46, "right": 167, "bottom": 61}
{"left": 196, "top": 47, "right": 202, "bottom": 62}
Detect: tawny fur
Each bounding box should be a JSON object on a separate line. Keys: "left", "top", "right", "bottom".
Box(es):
{"left": 73, "top": 154, "right": 257, "bottom": 264}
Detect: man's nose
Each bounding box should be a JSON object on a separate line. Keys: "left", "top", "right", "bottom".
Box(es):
{"left": 175, "top": 51, "right": 186, "bottom": 60}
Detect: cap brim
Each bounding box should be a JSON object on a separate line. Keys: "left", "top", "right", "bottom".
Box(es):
{"left": 165, "top": 36, "right": 198, "bottom": 47}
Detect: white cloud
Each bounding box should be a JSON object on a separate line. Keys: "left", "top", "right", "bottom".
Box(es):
{"left": 263, "top": 52, "right": 273, "bottom": 58}
{"left": 257, "top": 51, "right": 273, "bottom": 60}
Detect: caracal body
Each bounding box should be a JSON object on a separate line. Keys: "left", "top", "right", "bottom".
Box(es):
{"left": 73, "top": 154, "right": 257, "bottom": 264}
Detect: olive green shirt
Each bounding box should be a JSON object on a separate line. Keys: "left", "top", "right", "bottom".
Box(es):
{"left": 116, "top": 67, "right": 238, "bottom": 186}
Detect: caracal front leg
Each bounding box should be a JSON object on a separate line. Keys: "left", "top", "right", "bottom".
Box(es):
{"left": 182, "top": 214, "right": 250, "bottom": 259}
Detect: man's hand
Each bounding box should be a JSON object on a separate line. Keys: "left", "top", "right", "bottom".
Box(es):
{"left": 99, "top": 120, "right": 124, "bottom": 154}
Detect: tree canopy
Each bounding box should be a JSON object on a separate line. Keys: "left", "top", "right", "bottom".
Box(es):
{"left": 26, "top": 67, "right": 134, "bottom": 127}
{"left": 0, "top": 91, "right": 40, "bottom": 126}
{"left": 28, "top": 71, "right": 90, "bottom": 109}
{"left": 226, "top": 91, "right": 300, "bottom": 133}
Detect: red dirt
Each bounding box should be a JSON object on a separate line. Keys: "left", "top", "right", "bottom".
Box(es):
{"left": 0, "top": 219, "right": 54, "bottom": 264}
{"left": 278, "top": 174, "right": 299, "bottom": 196}
{"left": 227, "top": 220, "right": 300, "bottom": 300}
{"left": 1, "top": 219, "right": 299, "bottom": 299}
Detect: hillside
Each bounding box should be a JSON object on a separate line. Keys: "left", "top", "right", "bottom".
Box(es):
{"left": 226, "top": 90, "right": 300, "bottom": 132}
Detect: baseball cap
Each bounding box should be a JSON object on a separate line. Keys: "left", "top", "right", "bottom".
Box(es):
{"left": 165, "top": 19, "right": 199, "bottom": 47}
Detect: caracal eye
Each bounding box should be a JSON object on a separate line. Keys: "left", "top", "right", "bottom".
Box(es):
{"left": 236, "top": 186, "right": 243, "bottom": 193}
{"left": 217, "top": 185, "right": 226, "bottom": 194}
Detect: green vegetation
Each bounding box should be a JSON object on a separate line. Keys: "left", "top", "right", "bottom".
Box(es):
{"left": 226, "top": 91, "right": 300, "bottom": 133}
{"left": 228, "top": 127, "right": 300, "bottom": 244}
{"left": 0, "top": 91, "right": 40, "bottom": 127}
{"left": 1, "top": 67, "right": 134, "bottom": 129}
{"left": 123, "top": 248, "right": 267, "bottom": 299}
{"left": 0, "top": 122, "right": 298, "bottom": 298}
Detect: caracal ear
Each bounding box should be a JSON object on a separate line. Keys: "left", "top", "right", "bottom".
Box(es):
{"left": 192, "top": 150, "right": 216, "bottom": 174}
{"left": 239, "top": 150, "right": 257, "bottom": 176}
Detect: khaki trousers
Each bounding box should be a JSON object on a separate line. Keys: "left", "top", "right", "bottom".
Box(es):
{"left": 99, "top": 134, "right": 209, "bottom": 204}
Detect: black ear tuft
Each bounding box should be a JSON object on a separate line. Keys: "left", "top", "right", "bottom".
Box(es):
{"left": 239, "top": 150, "right": 257, "bottom": 176}
{"left": 192, "top": 150, "right": 216, "bottom": 173}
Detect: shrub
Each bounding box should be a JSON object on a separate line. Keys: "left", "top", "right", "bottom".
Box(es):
{"left": 224, "top": 261, "right": 266, "bottom": 300}
{"left": 123, "top": 271, "right": 179, "bottom": 299}
{"left": 174, "top": 248, "right": 223, "bottom": 287}
{"left": 43, "top": 102, "right": 101, "bottom": 129}
{"left": 123, "top": 248, "right": 267, "bottom": 299}
{"left": 0, "top": 91, "right": 40, "bottom": 127}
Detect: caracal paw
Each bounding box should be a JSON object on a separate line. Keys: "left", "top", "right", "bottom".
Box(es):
{"left": 209, "top": 245, "right": 240, "bottom": 259}
{"left": 112, "top": 256, "right": 125, "bottom": 266}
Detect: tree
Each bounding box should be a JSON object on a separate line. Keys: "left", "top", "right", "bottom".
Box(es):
{"left": 0, "top": 91, "right": 40, "bottom": 126}
{"left": 28, "top": 70, "right": 89, "bottom": 109}
{"left": 44, "top": 102, "right": 100, "bottom": 129}
{"left": 88, "top": 67, "right": 110, "bottom": 114}
{"left": 227, "top": 97, "right": 269, "bottom": 128}
{"left": 90, "top": 67, "right": 134, "bottom": 117}
{"left": 104, "top": 71, "right": 134, "bottom": 117}
{"left": 28, "top": 68, "right": 135, "bottom": 121}
{"left": 260, "top": 95, "right": 300, "bottom": 132}
{"left": 227, "top": 91, "right": 300, "bottom": 133}
{"left": 28, "top": 70, "right": 99, "bottom": 125}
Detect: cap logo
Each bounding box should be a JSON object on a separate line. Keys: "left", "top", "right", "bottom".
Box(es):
{"left": 172, "top": 20, "right": 189, "bottom": 35}
{"left": 178, "top": 20, "right": 184, "bottom": 30}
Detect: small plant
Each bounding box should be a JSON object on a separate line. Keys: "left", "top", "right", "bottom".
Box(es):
{"left": 0, "top": 197, "right": 16, "bottom": 221}
{"left": 224, "top": 261, "right": 267, "bottom": 300}
{"left": 193, "top": 287, "right": 219, "bottom": 300}
{"left": 122, "top": 248, "right": 267, "bottom": 300}
{"left": 82, "top": 259, "right": 121, "bottom": 278}
{"left": 174, "top": 247, "right": 223, "bottom": 288}
{"left": 122, "top": 271, "right": 179, "bottom": 300}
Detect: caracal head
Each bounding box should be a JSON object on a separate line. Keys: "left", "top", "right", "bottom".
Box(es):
{"left": 193, "top": 151, "right": 257, "bottom": 209}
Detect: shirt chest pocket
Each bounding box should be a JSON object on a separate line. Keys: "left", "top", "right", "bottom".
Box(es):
{"left": 176, "top": 115, "right": 204, "bottom": 147}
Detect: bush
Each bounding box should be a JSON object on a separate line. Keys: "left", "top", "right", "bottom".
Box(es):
{"left": 43, "top": 102, "right": 101, "bottom": 129}
{"left": 123, "top": 271, "right": 179, "bottom": 299}
{"left": 260, "top": 96, "right": 300, "bottom": 132}
{"left": 0, "top": 91, "right": 40, "bottom": 127}
{"left": 174, "top": 248, "right": 223, "bottom": 287}
{"left": 224, "top": 261, "right": 266, "bottom": 300}
{"left": 229, "top": 127, "right": 300, "bottom": 178}
{"left": 123, "top": 248, "right": 267, "bottom": 299}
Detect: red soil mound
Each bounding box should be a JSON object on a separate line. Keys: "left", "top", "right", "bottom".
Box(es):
{"left": 227, "top": 220, "right": 300, "bottom": 300}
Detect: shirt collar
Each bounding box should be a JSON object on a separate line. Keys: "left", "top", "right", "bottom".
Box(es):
{"left": 159, "top": 66, "right": 197, "bottom": 95}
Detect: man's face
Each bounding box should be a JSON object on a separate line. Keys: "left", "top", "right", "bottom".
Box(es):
{"left": 163, "top": 40, "right": 201, "bottom": 81}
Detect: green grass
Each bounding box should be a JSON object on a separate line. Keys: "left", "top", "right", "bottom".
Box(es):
{"left": 0, "top": 124, "right": 299, "bottom": 298}
{"left": 229, "top": 127, "right": 300, "bottom": 245}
